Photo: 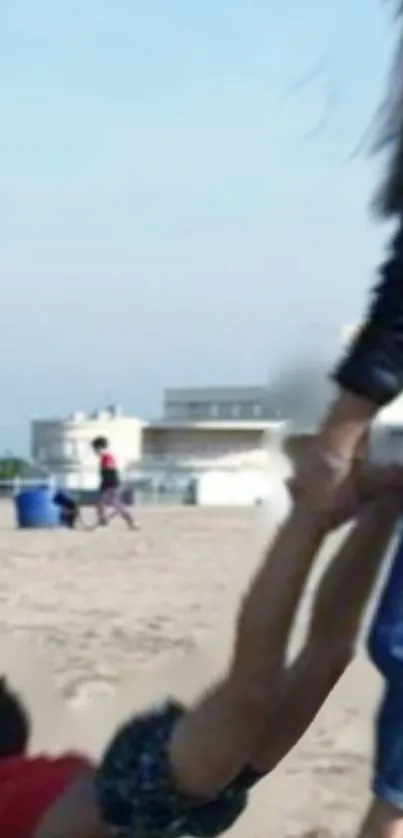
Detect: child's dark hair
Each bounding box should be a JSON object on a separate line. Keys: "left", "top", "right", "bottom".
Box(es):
{"left": 92, "top": 436, "right": 109, "bottom": 451}
{"left": 0, "top": 676, "right": 30, "bottom": 756}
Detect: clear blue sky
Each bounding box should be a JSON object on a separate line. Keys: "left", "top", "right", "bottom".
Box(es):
{"left": 0, "top": 0, "right": 396, "bottom": 449}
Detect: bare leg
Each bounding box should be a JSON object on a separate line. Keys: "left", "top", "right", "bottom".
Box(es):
{"left": 249, "top": 497, "right": 399, "bottom": 774}
{"left": 168, "top": 502, "right": 330, "bottom": 797}
{"left": 96, "top": 491, "right": 109, "bottom": 526}
{"left": 109, "top": 489, "right": 134, "bottom": 528}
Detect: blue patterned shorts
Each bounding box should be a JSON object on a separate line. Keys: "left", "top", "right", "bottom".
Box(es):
{"left": 96, "top": 699, "right": 262, "bottom": 837}
{"left": 368, "top": 525, "right": 403, "bottom": 810}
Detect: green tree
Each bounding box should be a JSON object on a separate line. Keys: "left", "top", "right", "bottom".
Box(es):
{"left": 0, "top": 457, "right": 26, "bottom": 480}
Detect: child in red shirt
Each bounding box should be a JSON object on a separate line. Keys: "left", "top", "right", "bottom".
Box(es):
{"left": 91, "top": 436, "right": 135, "bottom": 529}
{"left": 0, "top": 677, "right": 94, "bottom": 838}
{"left": 0, "top": 753, "right": 94, "bottom": 837}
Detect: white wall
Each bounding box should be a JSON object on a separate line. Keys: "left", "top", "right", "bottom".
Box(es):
{"left": 367, "top": 395, "right": 403, "bottom": 464}
{"left": 142, "top": 427, "right": 269, "bottom": 470}
{"left": 195, "top": 469, "right": 292, "bottom": 509}
{"left": 375, "top": 392, "right": 403, "bottom": 429}
{"left": 369, "top": 424, "right": 403, "bottom": 465}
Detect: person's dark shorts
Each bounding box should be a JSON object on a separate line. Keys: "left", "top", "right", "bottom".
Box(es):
{"left": 96, "top": 700, "right": 262, "bottom": 837}
{"left": 100, "top": 468, "right": 120, "bottom": 491}
{"left": 368, "top": 524, "right": 403, "bottom": 809}
{"left": 61, "top": 507, "right": 78, "bottom": 528}
{"left": 53, "top": 492, "right": 79, "bottom": 529}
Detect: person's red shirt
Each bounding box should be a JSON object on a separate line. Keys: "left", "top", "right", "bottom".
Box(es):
{"left": 100, "top": 452, "right": 116, "bottom": 470}
{"left": 99, "top": 450, "right": 119, "bottom": 489}
{"left": 0, "top": 753, "right": 92, "bottom": 837}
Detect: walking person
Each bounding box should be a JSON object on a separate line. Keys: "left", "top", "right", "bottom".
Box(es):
{"left": 91, "top": 437, "right": 136, "bottom": 530}
{"left": 53, "top": 491, "right": 83, "bottom": 530}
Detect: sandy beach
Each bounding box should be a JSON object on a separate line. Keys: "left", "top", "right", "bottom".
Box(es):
{"left": 0, "top": 500, "right": 390, "bottom": 838}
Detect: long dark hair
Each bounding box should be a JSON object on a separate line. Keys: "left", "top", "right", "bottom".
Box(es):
{"left": 372, "top": 2, "right": 403, "bottom": 216}
{"left": 0, "top": 676, "right": 30, "bottom": 757}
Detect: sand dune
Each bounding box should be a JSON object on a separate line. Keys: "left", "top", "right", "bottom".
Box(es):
{"left": 0, "top": 501, "right": 388, "bottom": 837}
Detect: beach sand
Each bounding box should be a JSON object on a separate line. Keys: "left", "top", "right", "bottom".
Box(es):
{"left": 0, "top": 500, "right": 390, "bottom": 838}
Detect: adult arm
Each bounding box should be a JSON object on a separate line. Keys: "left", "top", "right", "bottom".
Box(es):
{"left": 298, "top": 227, "right": 403, "bottom": 508}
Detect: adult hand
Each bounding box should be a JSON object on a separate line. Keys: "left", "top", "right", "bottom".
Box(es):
{"left": 287, "top": 442, "right": 353, "bottom": 521}
{"left": 289, "top": 443, "right": 403, "bottom": 528}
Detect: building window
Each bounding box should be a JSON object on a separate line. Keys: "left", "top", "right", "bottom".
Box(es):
{"left": 36, "top": 446, "right": 47, "bottom": 463}
{"left": 64, "top": 441, "right": 77, "bottom": 460}
{"left": 253, "top": 403, "right": 263, "bottom": 418}
{"left": 165, "top": 403, "right": 184, "bottom": 419}
{"left": 47, "top": 442, "right": 62, "bottom": 460}
{"left": 231, "top": 404, "right": 241, "bottom": 418}
{"left": 188, "top": 402, "right": 200, "bottom": 419}
{"left": 210, "top": 404, "right": 220, "bottom": 418}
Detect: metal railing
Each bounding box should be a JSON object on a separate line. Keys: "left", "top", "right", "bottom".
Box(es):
{"left": 0, "top": 476, "right": 56, "bottom": 499}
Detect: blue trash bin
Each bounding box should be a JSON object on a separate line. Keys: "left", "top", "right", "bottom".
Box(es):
{"left": 15, "top": 487, "right": 60, "bottom": 529}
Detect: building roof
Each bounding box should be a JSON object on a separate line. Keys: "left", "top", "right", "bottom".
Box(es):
{"left": 146, "top": 419, "right": 286, "bottom": 432}
{"left": 164, "top": 385, "right": 270, "bottom": 402}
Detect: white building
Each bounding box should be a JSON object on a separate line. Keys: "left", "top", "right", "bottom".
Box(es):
{"left": 30, "top": 397, "right": 286, "bottom": 502}
{"left": 139, "top": 419, "right": 284, "bottom": 473}
{"left": 31, "top": 405, "right": 145, "bottom": 490}
{"left": 137, "top": 418, "right": 286, "bottom": 505}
